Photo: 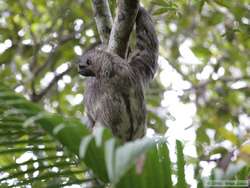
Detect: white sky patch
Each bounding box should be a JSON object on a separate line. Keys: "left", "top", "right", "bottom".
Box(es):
{"left": 186, "top": 165, "right": 196, "bottom": 188}
{"left": 220, "top": 140, "right": 233, "bottom": 149}
{"left": 66, "top": 94, "right": 83, "bottom": 106}
{"left": 159, "top": 56, "right": 192, "bottom": 90}
{"left": 74, "top": 45, "right": 83, "bottom": 55}
{"left": 163, "top": 92, "right": 197, "bottom": 142}
{"left": 52, "top": 101, "right": 59, "bottom": 108}
{"left": 86, "top": 29, "right": 94, "bottom": 37}
{"left": 38, "top": 145, "right": 45, "bottom": 149}
{"left": 41, "top": 44, "right": 52, "bottom": 53}
{"left": 180, "top": 64, "right": 190, "bottom": 74}
{"left": 4, "top": 39, "right": 12, "bottom": 47}
{"left": 216, "top": 23, "right": 226, "bottom": 35}
{"left": 18, "top": 29, "right": 25, "bottom": 37}
{"left": 161, "top": 90, "right": 180, "bottom": 107}
{"left": 20, "top": 165, "right": 28, "bottom": 172}
{"left": 231, "top": 80, "right": 247, "bottom": 89}
{"left": 0, "top": 39, "right": 12, "bottom": 54}
{"left": 206, "top": 129, "right": 216, "bottom": 140}
{"left": 159, "top": 56, "right": 174, "bottom": 88}
{"left": 63, "top": 75, "right": 72, "bottom": 84}
{"left": 217, "top": 67, "right": 225, "bottom": 77}
{"left": 33, "top": 162, "right": 39, "bottom": 169}
{"left": 196, "top": 65, "right": 213, "bottom": 80}
{"left": 16, "top": 151, "right": 34, "bottom": 164}
{"left": 159, "top": 54, "right": 197, "bottom": 143}
{"left": 52, "top": 167, "right": 59, "bottom": 172}
{"left": 0, "top": 15, "right": 7, "bottom": 26}
{"left": 209, "top": 46, "right": 218, "bottom": 56}
{"left": 179, "top": 39, "right": 202, "bottom": 65}
{"left": 212, "top": 72, "right": 219, "bottom": 80}
{"left": 16, "top": 73, "right": 22, "bottom": 81}
{"left": 15, "top": 85, "right": 24, "bottom": 93}
{"left": 21, "top": 63, "right": 29, "bottom": 72}
{"left": 159, "top": 53, "right": 199, "bottom": 187}
{"left": 169, "top": 22, "right": 177, "bottom": 32}
{"left": 229, "top": 67, "right": 242, "bottom": 77}
{"left": 74, "top": 18, "right": 84, "bottom": 31}
{"left": 225, "top": 122, "right": 234, "bottom": 132}
{"left": 40, "top": 72, "right": 55, "bottom": 88}
{"left": 64, "top": 185, "right": 81, "bottom": 188}
{"left": 241, "top": 17, "right": 250, "bottom": 25}
{"left": 57, "top": 80, "right": 66, "bottom": 91}
{"left": 211, "top": 67, "right": 225, "bottom": 81}
{"left": 26, "top": 0, "right": 34, "bottom": 9}
{"left": 72, "top": 83, "right": 79, "bottom": 92}
{"left": 210, "top": 153, "right": 221, "bottom": 160}
{"left": 56, "top": 63, "right": 69, "bottom": 74}
{"left": 57, "top": 151, "right": 64, "bottom": 156}
{"left": 33, "top": 171, "right": 39, "bottom": 178}
{"left": 146, "top": 128, "right": 155, "bottom": 137}
{"left": 166, "top": 118, "right": 196, "bottom": 141}
{"left": 239, "top": 114, "right": 250, "bottom": 128}
{"left": 52, "top": 32, "right": 58, "bottom": 38}
{"left": 200, "top": 161, "right": 217, "bottom": 177}
{"left": 24, "top": 174, "right": 29, "bottom": 179}
{"left": 184, "top": 143, "right": 197, "bottom": 158}
{"left": 22, "top": 39, "right": 32, "bottom": 45}
{"left": 80, "top": 36, "right": 86, "bottom": 44}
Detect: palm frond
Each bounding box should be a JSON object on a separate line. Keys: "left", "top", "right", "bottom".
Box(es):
{"left": 0, "top": 83, "right": 187, "bottom": 187}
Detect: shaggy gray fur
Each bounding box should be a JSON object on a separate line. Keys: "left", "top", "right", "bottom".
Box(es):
{"left": 78, "top": 7, "right": 158, "bottom": 141}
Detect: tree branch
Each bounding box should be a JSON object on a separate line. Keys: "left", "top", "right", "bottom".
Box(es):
{"left": 30, "top": 65, "right": 73, "bottom": 102}
{"left": 92, "top": 0, "right": 113, "bottom": 44}
{"left": 108, "top": 0, "right": 139, "bottom": 58}
{"left": 184, "top": 76, "right": 250, "bottom": 92}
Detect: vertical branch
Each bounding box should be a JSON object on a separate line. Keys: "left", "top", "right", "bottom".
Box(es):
{"left": 92, "top": 0, "right": 113, "bottom": 44}
{"left": 108, "top": 0, "right": 139, "bottom": 58}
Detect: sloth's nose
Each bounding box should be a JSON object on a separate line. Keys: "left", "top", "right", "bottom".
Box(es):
{"left": 79, "top": 64, "right": 87, "bottom": 69}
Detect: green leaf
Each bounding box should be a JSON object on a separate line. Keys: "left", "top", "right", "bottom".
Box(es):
{"left": 105, "top": 138, "right": 116, "bottom": 182}
{"left": 114, "top": 137, "right": 155, "bottom": 183}
{"left": 192, "top": 46, "right": 211, "bottom": 59}
{"left": 153, "top": 7, "right": 177, "bottom": 15}
{"left": 176, "top": 140, "right": 187, "bottom": 188}
{"left": 0, "top": 83, "right": 187, "bottom": 187}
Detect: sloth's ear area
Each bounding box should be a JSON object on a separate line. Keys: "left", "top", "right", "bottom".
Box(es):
{"left": 100, "top": 61, "right": 115, "bottom": 78}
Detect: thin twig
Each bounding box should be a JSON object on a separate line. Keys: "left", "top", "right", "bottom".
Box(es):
{"left": 184, "top": 76, "right": 250, "bottom": 92}
{"left": 31, "top": 65, "right": 73, "bottom": 102}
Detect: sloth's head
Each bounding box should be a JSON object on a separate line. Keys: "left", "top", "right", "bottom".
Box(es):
{"left": 77, "top": 49, "right": 113, "bottom": 78}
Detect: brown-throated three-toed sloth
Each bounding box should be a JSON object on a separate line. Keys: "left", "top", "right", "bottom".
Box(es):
{"left": 77, "top": 7, "right": 158, "bottom": 141}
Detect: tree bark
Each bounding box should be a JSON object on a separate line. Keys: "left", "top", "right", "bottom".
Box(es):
{"left": 92, "top": 0, "right": 113, "bottom": 44}
{"left": 108, "top": 0, "right": 139, "bottom": 58}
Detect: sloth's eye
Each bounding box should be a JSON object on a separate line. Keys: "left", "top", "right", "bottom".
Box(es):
{"left": 86, "top": 59, "right": 91, "bottom": 65}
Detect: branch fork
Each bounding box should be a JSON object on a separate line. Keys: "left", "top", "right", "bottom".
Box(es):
{"left": 92, "top": 0, "right": 139, "bottom": 58}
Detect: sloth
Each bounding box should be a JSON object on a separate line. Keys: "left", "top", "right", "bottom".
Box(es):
{"left": 77, "top": 7, "right": 158, "bottom": 141}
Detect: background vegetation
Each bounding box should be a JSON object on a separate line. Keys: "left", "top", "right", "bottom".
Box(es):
{"left": 0, "top": 0, "right": 249, "bottom": 187}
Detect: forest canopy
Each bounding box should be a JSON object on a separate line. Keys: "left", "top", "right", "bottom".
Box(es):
{"left": 0, "top": 0, "right": 249, "bottom": 187}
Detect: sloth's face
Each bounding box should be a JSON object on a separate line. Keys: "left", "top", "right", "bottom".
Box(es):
{"left": 78, "top": 56, "right": 96, "bottom": 77}
{"left": 77, "top": 49, "right": 112, "bottom": 78}
{"left": 78, "top": 50, "right": 102, "bottom": 77}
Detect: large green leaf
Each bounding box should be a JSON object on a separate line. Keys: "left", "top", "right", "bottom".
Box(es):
{"left": 176, "top": 140, "right": 188, "bottom": 188}
{"left": 0, "top": 83, "right": 188, "bottom": 187}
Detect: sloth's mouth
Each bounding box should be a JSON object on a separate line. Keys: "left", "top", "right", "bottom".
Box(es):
{"left": 78, "top": 69, "right": 95, "bottom": 77}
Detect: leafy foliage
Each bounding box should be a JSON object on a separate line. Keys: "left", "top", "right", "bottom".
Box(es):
{"left": 0, "top": 83, "right": 186, "bottom": 187}
{"left": 0, "top": 0, "right": 250, "bottom": 187}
